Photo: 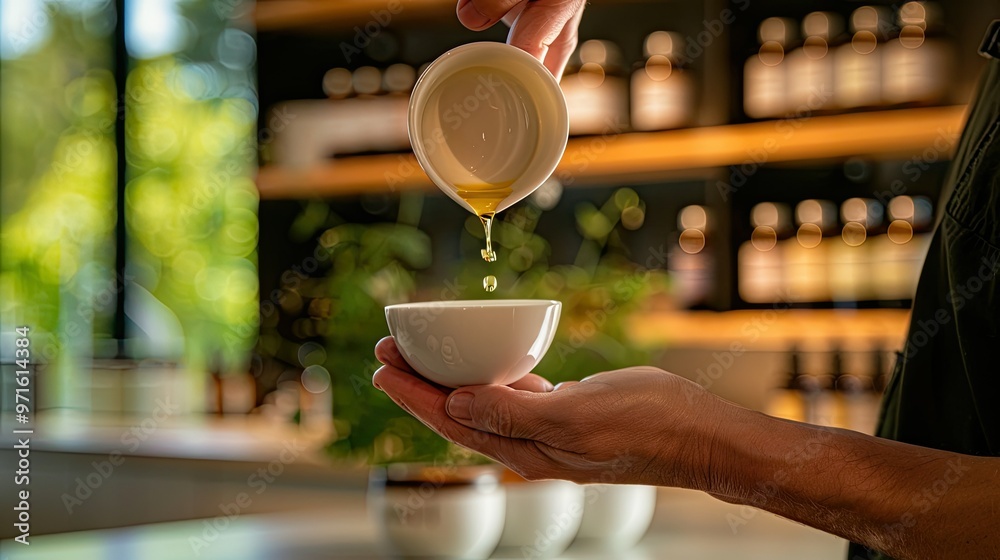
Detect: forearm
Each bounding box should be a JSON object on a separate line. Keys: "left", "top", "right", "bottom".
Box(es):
{"left": 705, "top": 405, "right": 999, "bottom": 559}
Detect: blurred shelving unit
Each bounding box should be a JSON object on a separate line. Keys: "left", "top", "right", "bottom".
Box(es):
{"left": 256, "top": 105, "right": 967, "bottom": 199}
{"left": 628, "top": 308, "right": 910, "bottom": 349}
{"left": 253, "top": 0, "right": 979, "bottom": 336}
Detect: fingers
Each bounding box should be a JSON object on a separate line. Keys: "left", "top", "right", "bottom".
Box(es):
{"left": 508, "top": 373, "right": 554, "bottom": 393}
{"left": 375, "top": 337, "right": 561, "bottom": 440}
{"left": 445, "top": 384, "right": 559, "bottom": 440}
{"left": 499, "top": 1, "right": 526, "bottom": 27}
{"left": 456, "top": 0, "right": 523, "bottom": 30}
{"left": 553, "top": 380, "right": 579, "bottom": 391}
{"left": 373, "top": 364, "right": 500, "bottom": 452}
{"left": 507, "top": 0, "right": 584, "bottom": 77}
{"left": 376, "top": 337, "right": 553, "bottom": 393}
{"left": 538, "top": 5, "right": 583, "bottom": 79}
{"left": 457, "top": 0, "right": 585, "bottom": 79}
{"left": 373, "top": 363, "right": 560, "bottom": 477}
{"left": 374, "top": 336, "right": 413, "bottom": 373}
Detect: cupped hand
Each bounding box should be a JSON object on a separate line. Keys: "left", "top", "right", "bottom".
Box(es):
{"left": 455, "top": 0, "right": 586, "bottom": 79}
{"left": 373, "top": 336, "right": 729, "bottom": 489}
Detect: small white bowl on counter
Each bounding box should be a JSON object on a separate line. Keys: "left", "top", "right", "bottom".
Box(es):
{"left": 368, "top": 464, "right": 506, "bottom": 559}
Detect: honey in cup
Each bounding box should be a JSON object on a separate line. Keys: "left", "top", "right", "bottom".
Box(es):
{"left": 408, "top": 42, "right": 569, "bottom": 291}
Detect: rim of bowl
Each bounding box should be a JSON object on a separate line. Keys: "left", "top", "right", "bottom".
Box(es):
{"left": 370, "top": 463, "right": 503, "bottom": 488}
{"left": 385, "top": 299, "right": 560, "bottom": 311}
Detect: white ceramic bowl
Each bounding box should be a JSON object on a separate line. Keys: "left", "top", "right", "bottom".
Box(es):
{"left": 368, "top": 465, "right": 506, "bottom": 559}
{"left": 408, "top": 42, "right": 568, "bottom": 215}
{"left": 496, "top": 479, "right": 585, "bottom": 558}
{"left": 573, "top": 484, "right": 657, "bottom": 550}
{"left": 384, "top": 299, "right": 561, "bottom": 388}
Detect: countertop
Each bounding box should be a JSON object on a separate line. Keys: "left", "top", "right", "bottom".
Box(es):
{"left": 1, "top": 488, "right": 847, "bottom": 559}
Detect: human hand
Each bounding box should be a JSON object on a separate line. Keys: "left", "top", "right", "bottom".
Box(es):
{"left": 373, "top": 336, "right": 730, "bottom": 489}
{"left": 455, "top": 0, "right": 586, "bottom": 79}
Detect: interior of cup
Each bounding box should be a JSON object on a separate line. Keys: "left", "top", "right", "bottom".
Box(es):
{"left": 408, "top": 42, "right": 569, "bottom": 214}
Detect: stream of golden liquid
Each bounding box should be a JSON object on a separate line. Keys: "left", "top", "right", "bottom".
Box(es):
{"left": 455, "top": 182, "right": 514, "bottom": 292}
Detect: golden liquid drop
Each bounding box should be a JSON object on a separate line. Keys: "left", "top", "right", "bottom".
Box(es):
{"left": 479, "top": 213, "right": 497, "bottom": 262}
{"left": 480, "top": 213, "right": 497, "bottom": 292}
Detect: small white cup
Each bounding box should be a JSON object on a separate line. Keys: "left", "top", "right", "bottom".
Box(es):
{"left": 495, "top": 477, "right": 585, "bottom": 558}
{"left": 408, "top": 42, "right": 568, "bottom": 216}
{"left": 573, "top": 484, "right": 657, "bottom": 550}
{"left": 384, "top": 299, "right": 561, "bottom": 388}
{"left": 368, "top": 464, "right": 506, "bottom": 559}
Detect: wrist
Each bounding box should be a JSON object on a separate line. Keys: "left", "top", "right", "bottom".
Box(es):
{"left": 701, "top": 405, "right": 774, "bottom": 498}
{"left": 654, "top": 385, "right": 754, "bottom": 494}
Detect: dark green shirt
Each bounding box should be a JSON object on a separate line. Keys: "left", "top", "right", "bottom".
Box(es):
{"left": 848, "top": 22, "right": 1000, "bottom": 560}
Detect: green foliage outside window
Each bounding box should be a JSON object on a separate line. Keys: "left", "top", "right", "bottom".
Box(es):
{"left": 0, "top": 4, "right": 117, "bottom": 407}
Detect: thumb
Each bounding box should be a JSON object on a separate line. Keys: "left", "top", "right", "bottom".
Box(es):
{"left": 446, "top": 385, "right": 555, "bottom": 440}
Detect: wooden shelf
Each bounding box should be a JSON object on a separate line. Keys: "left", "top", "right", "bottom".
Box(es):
{"left": 257, "top": 105, "right": 967, "bottom": 200}
{"left": 628, "top": 308, "right": 911, "bottom": 350}
{"left": 255, "top": 0, "right": 454, "bottom": 32}
{"left": 254, "top": 0, "right": 626, "bottom": 32}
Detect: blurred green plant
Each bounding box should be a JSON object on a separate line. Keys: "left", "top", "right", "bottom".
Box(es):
{"left": 264, "top": 188, "right": 668, "bottom": 465}
{"left": 0, "top": 3, "right": 117, "bottom": 406}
